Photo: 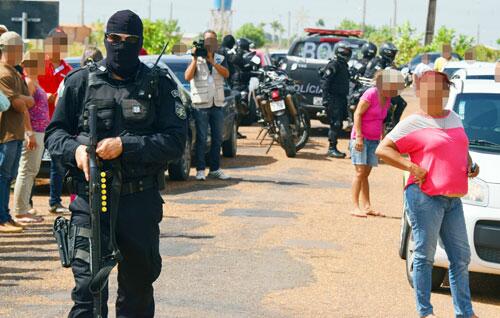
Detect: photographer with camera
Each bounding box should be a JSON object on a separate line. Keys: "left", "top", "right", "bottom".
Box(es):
{"left": 185, "top": 30, "right": 230, "bottom": 181}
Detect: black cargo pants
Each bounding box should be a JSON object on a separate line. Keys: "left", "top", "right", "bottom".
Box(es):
{"left": 326, "top": 94, "right": 348, "bottom": 147}
{"left": 68, "top": 189, "right": 163, "bottom": 318}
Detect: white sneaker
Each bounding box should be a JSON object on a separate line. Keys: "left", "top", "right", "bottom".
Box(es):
{"left": 208, "top": 169, "right": 230, "bottom": 180}
{"left": 196, "top": 170, "right": 206, "bottom": 181}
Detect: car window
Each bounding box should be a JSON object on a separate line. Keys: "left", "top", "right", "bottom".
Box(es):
{"left": 467, "top": 75, "right": 494, "bottom": 80}
{"left": 291, "top": 41, "right": 305, "bottom": 57}
{"left": 443, "top": 67, "right": 460, "bottom": 77}
{"left": 454, "top": 93, "right": 500, "bottom": 150}
{"left": 164, "top": 61, "right": 190, "bottom": 87}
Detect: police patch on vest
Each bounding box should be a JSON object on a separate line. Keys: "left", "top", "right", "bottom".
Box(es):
{"left": 175, "top": 102, "right": 187, "bottom": 120}
{"left": 171, "top": 89, "right": 179, "bottom": 98}
{"left": 214, "top": 53, "right": 225, "bottom": 65}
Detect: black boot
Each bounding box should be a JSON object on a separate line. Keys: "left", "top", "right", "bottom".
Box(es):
{"left": 327, "top": 145, "right": 346, "bottom": 158}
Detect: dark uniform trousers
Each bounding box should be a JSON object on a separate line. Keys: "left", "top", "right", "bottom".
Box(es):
{"left": 68, "top": 188, "right": 163, "bottom": 318}
{"left": 326, "top": 94, "right": 348, "bottom": 146}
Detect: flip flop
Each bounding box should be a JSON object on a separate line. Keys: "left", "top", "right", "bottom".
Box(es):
{"left": 15, "top": 215, "right": 44, "bottom": 224}
{"left": 366, "top": 211, "right": 386, "bottom": 217}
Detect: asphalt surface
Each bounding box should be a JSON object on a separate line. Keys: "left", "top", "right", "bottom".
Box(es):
{"left": 1, "top": 90, "right": 499, "bottom": 317}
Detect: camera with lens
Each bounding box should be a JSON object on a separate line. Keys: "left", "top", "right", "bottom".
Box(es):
{"left": 192, "top": 40, "right": 208, "bottom": 58}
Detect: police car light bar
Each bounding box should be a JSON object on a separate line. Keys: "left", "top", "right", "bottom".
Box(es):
{"left": 304, "top": 28, "right": 363, "bottom": 38}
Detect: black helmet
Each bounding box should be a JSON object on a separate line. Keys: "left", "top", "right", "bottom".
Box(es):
{"left": 221, "top": 34, "right": 236, "bottom": 49}
{"left": 334, "top": 41, "right": 352, "bottom": 61}
{"left": 237, "top": 38, "right": 252, "bottom": 51}
{"left": 379, "top": 42, "right": 398, "bottom": 62}
{"left": 361, "top": 42, "right": 377, "bottom": 59}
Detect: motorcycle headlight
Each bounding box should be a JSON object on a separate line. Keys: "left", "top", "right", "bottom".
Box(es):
{"left": 462, "top": 178, "right": 489, "bottom": 207}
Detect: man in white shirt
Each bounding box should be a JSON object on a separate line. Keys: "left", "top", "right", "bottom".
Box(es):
{"left": 185, "top": 30, "right": 231, "bottom": 181}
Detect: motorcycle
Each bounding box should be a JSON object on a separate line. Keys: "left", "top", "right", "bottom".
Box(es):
{"left": 251, "top": 59, "right": 310, "bottom": 157}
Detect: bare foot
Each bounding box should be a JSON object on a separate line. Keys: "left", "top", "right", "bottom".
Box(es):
{"left": 350, "top": 209, "right": 368, "bottom": 218}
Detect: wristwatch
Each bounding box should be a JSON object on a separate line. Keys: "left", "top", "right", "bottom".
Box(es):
{"left": 25, "top": 131, "right": 34, "bottom": 138}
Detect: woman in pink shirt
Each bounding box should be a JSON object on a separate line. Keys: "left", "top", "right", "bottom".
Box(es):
{"left": 350, "top": 69, "right": 403, "bottom": 217}
{"left": 376, "top": 71, "right": 479, "bottom": 318}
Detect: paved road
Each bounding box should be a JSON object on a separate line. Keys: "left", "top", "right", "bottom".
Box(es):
{"left": 1, "top": 91, "right": 499, "bottom": 317}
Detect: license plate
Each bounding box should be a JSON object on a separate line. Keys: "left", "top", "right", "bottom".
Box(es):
{"left": 270, "top": 100, "right": 286, "bottom": 112}
{"left": 313, "top": 96, "right": 323, "bottom": 106}
{"left": 42, "top": 149, "right": 51, "bottom": 161}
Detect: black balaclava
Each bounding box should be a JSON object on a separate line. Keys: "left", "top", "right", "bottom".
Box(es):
{"left": 104, "top": 10, "right": 143, "bottom": 79}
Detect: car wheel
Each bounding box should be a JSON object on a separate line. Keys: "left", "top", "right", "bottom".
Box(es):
{"left": 222, "top": 118, "right": 237, "bottom": 158}
{"left": 168, "top": 136, "right": 192, "bottom": 181}
{"left": 405, "top": 228, "right": 447, "bottom": 290}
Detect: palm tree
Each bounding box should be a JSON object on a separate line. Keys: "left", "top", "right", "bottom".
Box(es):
{"left": 270, "top": 20, "right": 284, "bottom": 44}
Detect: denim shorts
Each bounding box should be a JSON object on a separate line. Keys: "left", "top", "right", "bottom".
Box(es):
{"left": 349, "top": 138, "right": 380, "bottom": 166}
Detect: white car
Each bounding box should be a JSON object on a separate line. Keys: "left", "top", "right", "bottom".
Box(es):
{"left": 399, "top": 78, "right": 500, "bottom": 290}
{"left": 443, "top": 61, "right": 495, "bottom": 80}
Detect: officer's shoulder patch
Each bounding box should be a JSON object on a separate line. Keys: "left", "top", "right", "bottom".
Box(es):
{"left": 214, "top": 53, "right": 225, "bottom": 64}
{"left": 325, "top": 69, "right": 332, "bottom": 76}
{"left": 171, "top": 89, "right": 179, "bottom": 99}
{"left": 175, "top": 102, "right": 187, "bottom": 120}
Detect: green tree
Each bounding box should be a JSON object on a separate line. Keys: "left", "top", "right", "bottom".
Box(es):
{"left": 424, "top": 25, "right": 455, "bottom": 52}
{"left": 475, "top": 44, "right": 500, "bottom": 61}
{"left": 142, "top": 19, "right": 182, "bottom": 54}
{"left": 497, "top": 38, "right": 500, "bottom": 46}
{"left": 394, "top": 21, "right": 423, "bottom": 65}
{"left": 366, "top": 25, "right": 394, "bottom": 46}
{"left": 316, "top": 19, "right": 325, "bottom": 27}
{"left": 337, "top": 19, "right": 376, "bottom": 36}
{"left": 453, "top": 34, "right": 475, "bottom": 57}
{"left": 89, "top": 20, "right": 105, "bottom": 48}
{"left": 235, "top": 23, "right": 267, "bottom": 48}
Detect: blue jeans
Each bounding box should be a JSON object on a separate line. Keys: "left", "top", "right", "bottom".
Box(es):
{"left": 405, "top": 184, "right": 474, "bottom": 318}
{"left": 0, "top": 140, "right": 22, "bottom": 223}
{"left": 194, "top": 106, "right": 224, "bottom": 171}
{"left": 49, "top": 155, "right": 65, "bottom": 206}
{"left": 349, "top": 138, "right": 380, "bottom": 167}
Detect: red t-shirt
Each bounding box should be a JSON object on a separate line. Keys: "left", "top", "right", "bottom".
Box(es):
{"left": 38, "top": 58, "right": 72, "bottom": 118}
{"left": 387, "top": 111, "right": 469, "bottom": 196}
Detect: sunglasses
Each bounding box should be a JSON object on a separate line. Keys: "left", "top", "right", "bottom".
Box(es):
{"left": 105, "top": 33, "right": 140, "bottom": 45}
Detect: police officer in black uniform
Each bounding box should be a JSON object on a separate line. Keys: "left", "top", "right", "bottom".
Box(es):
{"left": 230, "top": 38, "right": 253, "bottom": 92}
{"left": 320, "top": 41, "right": 352, "bottom": 158}
{"left": 363, "top": 42, "right": 398, "bottom": 78}
{"left": 44, "top": 10, "right": 187, "bottom": 317}
{"left": 363, "top": 42, "right": 407, "bottom": 128}
{"left": 357, "top": 42, "right": 377, "bottom": 75}
{"left": 219, "top": 34, "right": 236, "bottom": 88}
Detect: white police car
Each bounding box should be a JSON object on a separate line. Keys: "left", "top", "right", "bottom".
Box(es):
{"left": 400, "top": 77, "right": 500, "bottom": 289}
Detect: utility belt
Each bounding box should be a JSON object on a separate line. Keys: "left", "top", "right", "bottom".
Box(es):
{"left": 55, "top": 173, "right": 163, "bottom": 268}
{"left": 70, "top": 174, "right": 160, "bottom": 197}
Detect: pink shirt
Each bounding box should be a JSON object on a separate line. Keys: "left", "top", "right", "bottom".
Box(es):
{"left": 351, "top": 87, "right": 390, "bottom": 140}
{"left": 387, "top": 111, "right": 469, "bottom": 196}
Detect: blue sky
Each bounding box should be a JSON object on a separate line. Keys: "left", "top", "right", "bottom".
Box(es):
{"left": 59, "top": 0, "right": 499, "bottom": 47}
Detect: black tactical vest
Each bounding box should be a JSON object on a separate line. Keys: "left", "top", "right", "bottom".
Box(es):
{"left": 324, "top": 58, "right": 350, "bottom": 96}
{"left": 78, "top": 63, "right": 163, "bottom": 180}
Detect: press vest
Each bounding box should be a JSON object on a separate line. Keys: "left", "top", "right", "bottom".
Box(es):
{"left": 190, "top": 57, "right": 225, "bottom": 108}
